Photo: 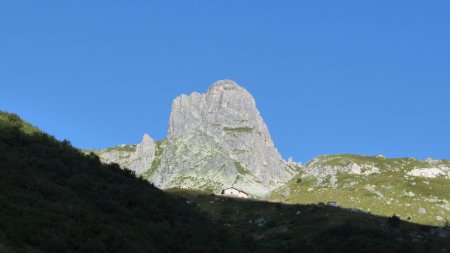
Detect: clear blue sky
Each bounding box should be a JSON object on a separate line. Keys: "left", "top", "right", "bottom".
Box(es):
{"left": 1, "top": 1, "right": 449, "bottom": 163}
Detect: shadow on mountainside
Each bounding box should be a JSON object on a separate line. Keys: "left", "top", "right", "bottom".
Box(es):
{"left": 0, "top": 111, "right": 449, "bottom": 253}
{"left": 0, "top": 112, "right": 240, "bottom": 253}
{"left": 168, "top": 189, "right": 450, "bottom": 253}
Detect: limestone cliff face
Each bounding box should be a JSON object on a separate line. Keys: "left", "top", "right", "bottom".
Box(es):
{"left": 148, "top": 80, "right": 295, "bottom": 196}
{"left": 128, "top": 134, "right": 156, "bottom": 175}
{"left": 163, "top": 80, "right": 293, "bottom": 186}
{"left": 94, "top": 80, "right": 295, "bottom": 196}
{"left": 92, "top": 134, "right": 156, "bottom": 175}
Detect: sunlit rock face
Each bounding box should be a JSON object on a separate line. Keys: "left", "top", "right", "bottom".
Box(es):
{"left": 93, "top": 134, "right": 156, "bottom": 175}
{"left": 167, "top": 80, "right": 291, "bottom": 179}
{"left": 128, "top": 134, "right": 156, "bottom": 175}
{"left": 95, "top": 80, "right": 295, "bottom": 196}
{"left": 151, "top": 80, "right": 292, "bottom": 195}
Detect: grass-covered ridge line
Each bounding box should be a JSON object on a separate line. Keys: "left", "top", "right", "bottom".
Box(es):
{"left": 307, "top": 154, "right": 450, "bottom": 170}
{"left": 84, "top": 144, "right": 137, "bottom": 154}
{"left": 271, "top": 154, "right": 450, "bottom": 226}
{"left": 104, "top": 144, "right": 137, "bottom": 152}
{"left": 0, "top": 111, "right": 41, "bottom": 135}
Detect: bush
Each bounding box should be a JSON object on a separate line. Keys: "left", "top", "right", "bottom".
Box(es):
{"left": 6, "top": 113, "right": 22, "bottom": 127}
{"left": 387, "top": 214, "right": 401, "bottom": 228}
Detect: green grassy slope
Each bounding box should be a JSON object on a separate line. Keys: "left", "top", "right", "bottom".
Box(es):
{"left": 0, "top": 111, "right": 238, "bottom": 253}
{"left": 270, "top": 155, "right": 450, "bottom": 226}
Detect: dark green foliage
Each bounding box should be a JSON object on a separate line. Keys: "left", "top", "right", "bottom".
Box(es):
{"left": 170, "top": 189, "right": 450, "bottom": 253}
{"left": 0, "top": 111, "right": 238, "bottom": 253}
{"left": 316, "top": 220, "right": 389, "bottom": 253}
{"left": 388, "top": 214, "right": 401, "bottom": 228}
{"left": 6, "top": 113, "right": 22, "bottom": 127}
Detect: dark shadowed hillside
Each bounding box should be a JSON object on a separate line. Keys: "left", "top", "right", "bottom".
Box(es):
{"left": 1, "top": 111, "right": 449, "bottom": 253}
{"left": 0, "top": 111, "right": 239, "bottom": 253}
{"left": 169, "top": 189, "right": 450, "bottom": 253}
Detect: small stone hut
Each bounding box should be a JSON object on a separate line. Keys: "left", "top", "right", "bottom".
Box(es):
{"left": 220, "top": 187, "right": 249, "bottom": 198}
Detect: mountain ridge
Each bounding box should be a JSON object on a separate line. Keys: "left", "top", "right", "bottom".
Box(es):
{"left": 270, "top": 154, "right": 450, "bottom": 226}
{"left": 94, "top": 80, "right": 296, "bottom": 196}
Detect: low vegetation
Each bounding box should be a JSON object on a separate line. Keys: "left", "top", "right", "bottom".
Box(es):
{"left": 104, "top": 144, "right": 137, "bottom": 152}
{"left": 1, "top": 111, "right": 449, "bottom": 253}
{"left": 271, "top": 155, "right": 450, "bottom": 226}
{"left": 0, "top": 111, "right": 238, "bottom": 253}
{"left": 235, "top": 161, "right": 251, "bottom": 175}
{"left": 223, "top": 127, "right": 254, "bottom": 133}
{"left": 142, "top": 140, "right": 167, "bottom": 180}
{"left": 307, "top": 154, "right": 450, "bottom": 172}
{"left": 169, "top": 189, "right": 450, "bottom": 253}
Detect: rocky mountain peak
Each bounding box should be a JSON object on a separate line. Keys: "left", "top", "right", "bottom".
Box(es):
{"left": 168, "top": 80, "right": 259, "bottom": 138}
{"left": 141, "top": 133, "right": 153, "bottom": 143}
{"left": 160, "top": 80, "right": 294, "bottom": 195}
{"left": 207, "top": 79, "right": 248, "bottom": 94}
{"left": 95, "top": 80, "right": 295, "bottom": 196}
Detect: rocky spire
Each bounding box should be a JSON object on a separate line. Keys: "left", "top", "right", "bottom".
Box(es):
{"left": 157, "top": 80, "right": 294, "bottom": 195}
{"left": 129, "top": 133, "right": 156, "bottom": 174}
{"left": 169, "top": 80, "right": 258, "bottom": 138}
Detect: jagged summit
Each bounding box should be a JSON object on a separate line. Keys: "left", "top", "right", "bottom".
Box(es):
{"left": 207, "top": 79, "right": 248, "bottom": 93}
{"left": 142, "top": 133, "right": 152, "bottom": 141}
{"left": 161, "top": 80, "right": 296, "bottom": 195}
{"left": 168, "top": 79, "right": 257, "bottom": 139}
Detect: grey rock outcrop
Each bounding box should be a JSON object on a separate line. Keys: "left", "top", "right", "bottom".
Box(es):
{"left": 128, "top": 134, "right": 156, "bottom": 174}
{"left": 93, "top": 80, "right": 295, "bottom": 196}
{"left": 91, "top": 145, "right": 136, "bottom": 169}
{"left": 151, "top": 129, "right": 270, "bottom": 195}
{"left": 92, "top": 134, "right": 156, "bottom": 175}
{"left": 166, "top": 80, "right": 293, "bottom": 184}
{"left": 418, "top": 207, "right": 427, "bottom": 215}
{"left": 301, "top": 155, "right": 450, "bottom": 188}
{"left": 149, "top": 80, "right": 294, "bottom": 195}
